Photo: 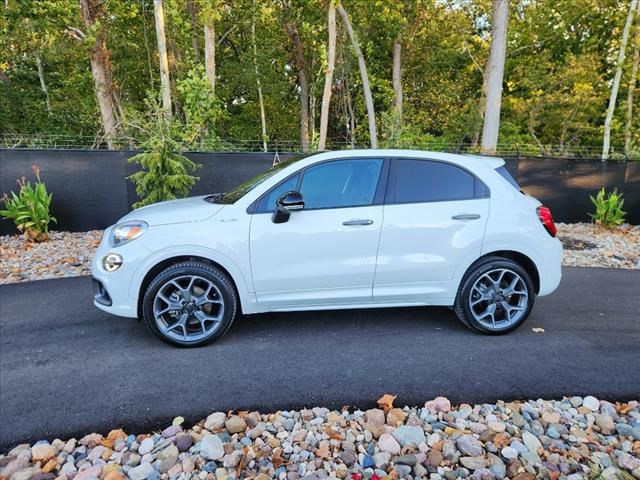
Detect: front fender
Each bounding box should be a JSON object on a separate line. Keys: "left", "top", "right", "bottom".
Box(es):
{"left": 128, "top": 245, "right": 259, "bottom": 315}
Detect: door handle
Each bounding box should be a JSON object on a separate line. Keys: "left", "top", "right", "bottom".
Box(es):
{"left": 342, "top": 219, "right": 374, "bottom": 226}
{"left": 452, "top": 213, "right": 481, "bottom": 220}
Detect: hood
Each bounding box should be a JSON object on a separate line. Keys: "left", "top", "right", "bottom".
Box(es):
{"left": 117, "top": 196, "right": 225, "bottom": 226}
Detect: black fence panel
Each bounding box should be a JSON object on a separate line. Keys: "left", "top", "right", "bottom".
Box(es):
{"left": 123, "top": 151, "right": 297, "bottom": 206}
{"left": 623, "top": 162, "right": 640, "bottom": 225}
{"left": 0, "top": 149, "right": 637, "bottom": 236}
{"left": 0, "top": 149, "right": 130, "bottom": 234}
{"left": 516, "top": 158, "right": 631, "bottom": 224}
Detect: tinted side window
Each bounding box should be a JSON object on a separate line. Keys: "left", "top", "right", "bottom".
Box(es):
{"left": 496, "top": 166, "right": 521, "bottom": 191}
{"left": 255, "top": 174, "right": 300, "bottom": 213}
{"left": 393, "top": 159, "right": 484, "bottom": 203}
{"left": 299, "top": 159, "right": 383, "bottom": 209}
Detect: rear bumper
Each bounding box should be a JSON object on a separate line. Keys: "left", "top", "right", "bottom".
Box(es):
{"left": 538, "top": 237, "right": 563, "bottom": 296}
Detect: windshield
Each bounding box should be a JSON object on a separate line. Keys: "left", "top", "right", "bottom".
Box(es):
{"left": 213, "top": 154, "right": 310, "bottom": 204}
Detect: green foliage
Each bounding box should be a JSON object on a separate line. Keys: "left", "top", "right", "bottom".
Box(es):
{"left": 1, "top": 0, "right": 639, "bottom": 153}
{"left": 0, "top": 165, "right": 57, "bottom": 241}
{"left": 176, "top": 65, "right": 224, "bottom": 146}
{"left": 127, "top": 107, "right": 200, "bottom": 209}
{"left": 589, "top": 188, "right": 626, "bottom": 229}
{"left": 379, "top": 110, "right": 437, "bottom": 149}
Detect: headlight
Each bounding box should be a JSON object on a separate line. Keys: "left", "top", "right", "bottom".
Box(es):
{"left": 110, "top": 221, "right": 148, "bottom": 247}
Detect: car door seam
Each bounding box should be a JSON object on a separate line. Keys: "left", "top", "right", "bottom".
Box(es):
{"left": 370, "top": 203, "right": 386, "bottom": 300}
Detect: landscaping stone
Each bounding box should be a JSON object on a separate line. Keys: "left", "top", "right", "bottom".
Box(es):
{"left": 1, "top": 397, "right": 638, "bottom": 480}
{"left": 391, "top": 426, "right": 425, "bottom": 448}
{"left": 224, "top": 416, "right": 246, "bottom": 434}
{"left": 204, "top": 413, "right": 226, "bottom": 432}
{"left": 457, "top": 435, "right": 484, "bottom": 457}
{"left": 583, "top": 396, "right": 600, "bottom": 412}
{"left": 199, "top": 436, "right": 224, "bottom": 461}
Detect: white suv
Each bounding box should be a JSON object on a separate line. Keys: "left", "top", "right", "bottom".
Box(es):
{"left": 92, "top": 150, "right": 562, "bottom": 346}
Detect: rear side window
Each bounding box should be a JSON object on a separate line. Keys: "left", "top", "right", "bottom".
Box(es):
{"left": 392, "top": 159, "right": 487, "bottom": 204}
{"left": 496, "top": 166, "right": 521, "bottom": 191}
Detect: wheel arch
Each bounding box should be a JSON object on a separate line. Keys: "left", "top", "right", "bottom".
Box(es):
{"left": 136, "top": 255, "right": 246, "bottom": 319}
{"left": 474, "top": 250, "right": 540, "bottom": 294}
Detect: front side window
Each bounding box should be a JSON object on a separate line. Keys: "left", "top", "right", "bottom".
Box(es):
{"left": 255, "top": 174, "right": 300, "bottom": 213}
{"left": 392, "top": 159, "right": 487, "bottom": 204}
{"left": 299, "top": 159, "right": 383, "bottom": 210}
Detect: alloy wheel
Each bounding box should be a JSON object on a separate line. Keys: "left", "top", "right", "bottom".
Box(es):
{"left": 153, "top": 275, "right": 225, "bottom": 343}
{"left": 468, "top": 268, "right": 529, "bottom": 330}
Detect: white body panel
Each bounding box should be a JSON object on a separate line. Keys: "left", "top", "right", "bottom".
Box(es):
{"left": 249, "top": 206, "right": 383, "bottom": 307}
{"left": 92, "top": 149, "right": 562, "bottom": 320}
{"left": 373, "top": 199, "right": 489, "bottom": 304}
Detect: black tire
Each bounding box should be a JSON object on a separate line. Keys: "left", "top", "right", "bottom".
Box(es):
{"left": 454, "top": 256, "right": 535, "bottom": 334}
{"left": 142, "top": 261, "right": 238, "bottom": 347}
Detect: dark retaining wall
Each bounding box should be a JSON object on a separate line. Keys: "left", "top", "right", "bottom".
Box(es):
{"left": 0, "top": 149, "right": 638, "bottom": 235}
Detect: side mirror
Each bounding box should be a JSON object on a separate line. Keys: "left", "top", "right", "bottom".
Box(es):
{"left": 272, "top": 191, "right": 304, "bottom": 224}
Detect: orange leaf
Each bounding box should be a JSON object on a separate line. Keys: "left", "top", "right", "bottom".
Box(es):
{"left": 617, "top": 402, "right": 634, "bottom": 415}
{"left": 101, "top": 429, "right": 127, "bottom": 448}
{"left": 272, "top": 448, "right": 284, "bottom": 468}
{"left": 377, "top": 393, "right": 397, "bottom": 413}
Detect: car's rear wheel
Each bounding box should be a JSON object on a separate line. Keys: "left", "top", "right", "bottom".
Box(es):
{"left": 454, "top": 256, "right": 535, "bottom": 334}
{"left": 142, "top": 262, "right": 238, "bottom": 347}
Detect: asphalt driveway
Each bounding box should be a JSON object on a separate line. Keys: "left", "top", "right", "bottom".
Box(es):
{"left": 1, "top": 267, "right": 639, "bottom": 449}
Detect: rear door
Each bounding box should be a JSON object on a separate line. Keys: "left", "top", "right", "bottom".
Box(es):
{"left": 373, "top": 158, "right": 489, "bottom": 303}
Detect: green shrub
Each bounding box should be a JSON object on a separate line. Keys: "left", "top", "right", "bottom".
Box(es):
{"left": 128, "top": 108, "right": 200, "bottom": 209}
{"left": 176, "top": 65, "right": 224, "bottom": 147}
{"left": 0, "top": 165, "right": 56, "bottom": 241}
{"left": 589, "top": 187, "right": 626, "bottom": 228}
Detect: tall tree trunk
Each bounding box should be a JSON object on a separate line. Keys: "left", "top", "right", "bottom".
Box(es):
{"left": 481, "top": 0, "right": 509, "bottom": 154}
{"left": 318, "top": 1, "right": 336, "bottom": 151}
{"left": 153, "top": 0, "right": 172, "bottom": 117}
{"left": 187, "top": 0, "right": 201, "bottom": 62}
{"left": 204, "top": 21, "right": 216, "bottom": 96}
{"left": 141, "top": 0, "right": 155, "bottom": 91}
{"left": 625, "top": 1, "right": 640, "bottom": 153}
{"left": 310, "top": 90, "right": 316, "bottom": 145}
{"left": 346, "top": 78, "right": 356, "bottom": 148}
{"left": 392, "top": 36, "right": 403, "bottom": 122}
{"left": 465, "top": 45, "right": 486, "bottom": 147}
{"left": 252, "top": 11, "right": 268, "bottom": 152}
{"left": 603, "top": 0, "right": 638, "bottom": 160}
{"left": 283, "top": 17, "right": 310, "bottom": 151}
{"left": 79, "top": 0, "right": 119, "bottom": 149}
{"left": 35, "top": 53, "right": 52, "bottom": 115}
{"left": 337, "top": 4, "right": 377, "bottom": 148}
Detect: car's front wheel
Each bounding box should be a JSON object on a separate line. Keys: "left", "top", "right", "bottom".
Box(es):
{"left": 142, "top": 261, "right": 238, "bottom": 347}
{"left": 454, "top": 256, "right": 535, "bottom": 334}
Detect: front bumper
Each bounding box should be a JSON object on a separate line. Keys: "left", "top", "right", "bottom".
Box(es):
{"left": 91, "top": 229, "right": 152, "bottom": 318}
{"left": 92, "top": 278, "right": 112, "bottom": 306}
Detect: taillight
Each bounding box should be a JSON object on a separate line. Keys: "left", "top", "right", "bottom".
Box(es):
{"left": 537, "top": 206, "right": 557, "bottom": 237}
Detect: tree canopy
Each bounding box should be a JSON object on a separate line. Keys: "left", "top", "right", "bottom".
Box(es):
{"left": 1, "top": 0, "right": 638, "bottom": 158}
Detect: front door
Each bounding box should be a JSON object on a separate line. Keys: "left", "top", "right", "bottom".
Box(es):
{"left": 249, "top": 158, "right": 386, "bottom": 308}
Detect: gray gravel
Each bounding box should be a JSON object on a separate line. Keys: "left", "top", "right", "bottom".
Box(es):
{"left": 557, "top": 223, "right": 640, "bottom": 270}
{"left": 0, "top": 230, "right": 102, "bottom": 284}
{"left": 2, "top": 397, "right": 639, "bottom": 480}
